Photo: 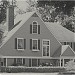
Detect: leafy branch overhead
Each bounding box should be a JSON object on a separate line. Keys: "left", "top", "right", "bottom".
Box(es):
{"left": 37, "top": 0, "right": 75, "bottom": 32}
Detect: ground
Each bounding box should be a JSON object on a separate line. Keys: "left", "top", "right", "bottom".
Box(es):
{"left": 0, "top": 73, "right": 59, "bottom": 75}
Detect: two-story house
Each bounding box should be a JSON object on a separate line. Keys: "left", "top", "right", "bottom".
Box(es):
{"left": 0, "top": 5, "right": 75, "bottom": 68}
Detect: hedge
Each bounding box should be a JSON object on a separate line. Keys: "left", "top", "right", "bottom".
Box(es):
{"left": 1, "top": 67, "right": 66, "bottom": 73}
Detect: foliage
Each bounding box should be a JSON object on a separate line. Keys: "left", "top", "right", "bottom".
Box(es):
{"left": 37, "top": 0, "right": 75, "bottom": 32}
{"left": 66, "top": 60, "right": 75, "bottom": 71}
{"left": 26, "top": 0, "right": 37, "bottom": 12}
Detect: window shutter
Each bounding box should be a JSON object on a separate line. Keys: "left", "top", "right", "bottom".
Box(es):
{"left": 38, "top": 39, "right": 40, "bottom": 50}
{"left": 24, "top": 39, "right": 26, "bottom": 49}
{"left": 30, "top": 24, "right": 32, "bottom": 34}
{"left": 23, "top": 58, "right": 25, "bottom": 65}
{"left": 15, "top": 38, "right": 17, "bottom": 49}
{"left": 14, "top": 58, "right": 16, "bottom": 64}
{"left": 38, "top": 25, "right": 40, "bottom": 34}
{"left": 30, "top": 39, "right": 32, "bottom": 50}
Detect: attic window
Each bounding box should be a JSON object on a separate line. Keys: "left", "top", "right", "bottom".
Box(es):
{"left": 32, "top": 21, "right": 38, "bottom": 34}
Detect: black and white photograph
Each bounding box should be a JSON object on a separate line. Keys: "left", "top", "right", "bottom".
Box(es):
{"left": 0, "top": 0, "right": 75, "bottom": 75}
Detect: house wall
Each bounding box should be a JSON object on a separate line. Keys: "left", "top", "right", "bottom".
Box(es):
{"left": 0, "top": 13, "right": 61, "bottom": 57}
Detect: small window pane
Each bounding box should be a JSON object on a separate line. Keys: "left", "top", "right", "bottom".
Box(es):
{"left": 43, "top": 41, "right": 49, "bottom": 45}
{"left": 33, "top": 25, "right": 37, "bottom": 33}
{"left": 18, "top": 39, "right": 24, "bottom": 49}
{"left": 43, "top": 46, "right": 47, "bottom": 56}
{"left": 33, "top": 40, "right": 37, "bottom": 49}
{"left": 33, "top": 22, "right": 37, "bottom": 24}
{"left": 47, "top": 46, "right": 49, "bottom": 56}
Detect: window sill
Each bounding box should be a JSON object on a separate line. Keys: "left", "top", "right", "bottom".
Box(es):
{"left": 17, "top": 49, "right": 25, "bottom": 51}
{"left": 32, "top": 49, "right": 39, "bottom": 52}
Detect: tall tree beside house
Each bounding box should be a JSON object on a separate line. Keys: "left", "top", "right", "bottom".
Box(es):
{"left": 37, "top": 0, "right": 75, "bottom": 32}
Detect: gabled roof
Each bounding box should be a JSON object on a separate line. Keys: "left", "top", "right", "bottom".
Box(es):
{"left": 45, "top": 22, "right": 74, "bottom": 42}
{"left": 1, "top": 11, "right": 35, "bottom": 48}
{"left": 61, "top": 45, "right": 75, "bottom": 57}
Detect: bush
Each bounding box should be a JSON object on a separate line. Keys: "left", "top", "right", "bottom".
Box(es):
{"left": 1, "top": 66, "right": 65, "bottom": 73}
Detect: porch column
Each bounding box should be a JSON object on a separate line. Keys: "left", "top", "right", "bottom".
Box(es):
{"left": 63, "top": 59, "right": 64, "bottom": 67}
{"left": 60, "top": 58, "right": 61, "bottom": 67}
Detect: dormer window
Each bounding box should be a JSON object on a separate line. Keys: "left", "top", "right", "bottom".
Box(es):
{"left": 30, "top": 21, "right": 40, "bottom": 34}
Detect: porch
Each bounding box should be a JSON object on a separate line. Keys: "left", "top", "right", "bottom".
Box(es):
{"left": 0, "top": 58, "right": 73, "bottom": 68}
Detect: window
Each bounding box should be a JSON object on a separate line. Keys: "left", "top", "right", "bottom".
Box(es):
{"left": 15, "top": 38, "right": 26, "bottom": 50}
{"left": 30, "top": 39, "right": 40, "bottom": 51}
{"left": 32, "top": 21, "right": 38, "bottom": 34}
{"left": 32, "top": 39, "right": 39, "bottom": 51}
{"left": 17, "top": 58, "right": 22, "bottom": 64}
{"left": 42, "top": 39, "right": 50, "bottom": 56}
{"left": 30, "top": 21, "right": 40, "bottom": 34}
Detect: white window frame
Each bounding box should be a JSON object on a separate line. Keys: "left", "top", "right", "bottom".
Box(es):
{"left": 42, "top": 39, "right": 50, "bottom": 57}
{"left": 32, "top": 39, "right": 39, "bottom": 51}
{"left": 32, "top": 21, "right": 38, "bottom": 34}
{"left": 17, "top": 38, "right": 24, "bottom": 50}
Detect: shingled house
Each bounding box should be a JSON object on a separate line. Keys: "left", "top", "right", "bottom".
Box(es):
{"left": 0, "top": 5, "right": 75, "bottom": 68}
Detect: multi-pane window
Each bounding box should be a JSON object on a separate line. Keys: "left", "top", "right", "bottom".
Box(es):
{"left": 30, "top": 21, "right": 40, "bottom": 34}
{"left": 30, "top": 39, "right": 40, "bottom": 51}
{"left": 32, "top": 39, "right": 39, "bottom": 51}
{"left": 32, "top": 21, "right": 38, "bottom": 34}
{"left": 15, "top": 38, "right": 26, "bottom": 50}
{"left": 33, "top": 40, "right": 38, "bottom": 49}
{"left": 18, "top": 38, "right": 24, "bottom": 49}
{"left": 43, "top": 40, "right": 50, "bottom": 56}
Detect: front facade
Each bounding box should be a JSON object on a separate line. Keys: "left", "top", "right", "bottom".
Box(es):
{"left": 0, "top": 7, "right": 75, "bottom": 68}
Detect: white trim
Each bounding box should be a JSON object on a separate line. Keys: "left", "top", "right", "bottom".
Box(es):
{"left": 32, "top": 39, "right": 39, "bottom": 51}
{"left": 32, "top": 21, "right": 38, "bottom": 34}
{"left": 42, "top": 39, "right": 50, "bottom": 57}
{"left": 17, "top": 38, "right": 25, "bottom": 51}
{"left": 1, "top": 56, "right": 61, "bottom": 59}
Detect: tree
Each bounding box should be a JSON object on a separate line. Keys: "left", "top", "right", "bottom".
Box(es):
{"left": 37, "top": 0, "right": 75, "bottom": 32}
{"left": 26, "top": 0, "right": 37, "bottom": 12}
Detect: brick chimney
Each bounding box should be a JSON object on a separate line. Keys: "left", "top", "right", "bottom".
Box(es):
{"left": 7, "top": 5, "right": 14, "bottom": 31}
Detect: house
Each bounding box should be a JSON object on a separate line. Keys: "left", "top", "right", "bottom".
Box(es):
{"left": 0, "top": 5, "right": 75, "bottom": 68}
